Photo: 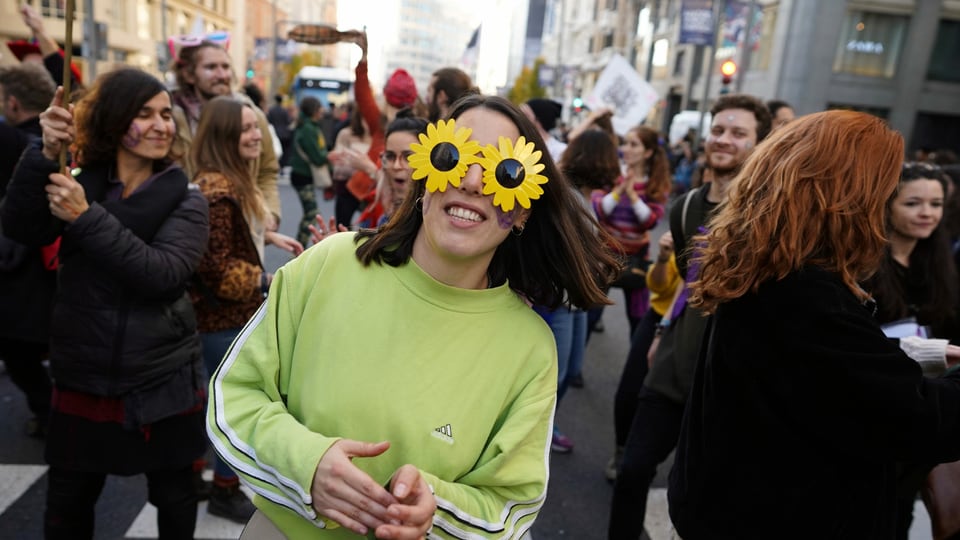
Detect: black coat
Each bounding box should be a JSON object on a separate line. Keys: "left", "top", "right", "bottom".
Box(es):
{"left": 1, "top": 145, "right": 208, "bottom": 416}
{"left": 668, "top": 267, "right": 960, "bottom": 539}
{"left": 0, "top": 118, "right": 56, "bottom": 344}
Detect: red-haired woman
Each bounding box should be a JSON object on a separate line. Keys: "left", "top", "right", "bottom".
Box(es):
{"left": 592, "top": 125, "right": 670, "bottom": 335}
{"left": 670, "top": 111, "right": 960, "bottom": 539}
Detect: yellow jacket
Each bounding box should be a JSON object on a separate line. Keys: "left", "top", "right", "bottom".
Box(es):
{"left": 646, "top": 253, "right": 682, "bottom": 316}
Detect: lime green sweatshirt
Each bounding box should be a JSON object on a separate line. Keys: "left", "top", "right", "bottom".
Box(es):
{"left": 207, "top": 232, "right": 557, "bottom": 538}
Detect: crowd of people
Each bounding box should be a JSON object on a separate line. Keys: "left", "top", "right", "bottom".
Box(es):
{"left": 2, "top": 6, "right": 960, "bottom": 540}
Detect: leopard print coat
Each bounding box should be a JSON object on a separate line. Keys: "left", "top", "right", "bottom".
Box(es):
{"left": 190, "top": 172, "right": 264, "bottom": 333}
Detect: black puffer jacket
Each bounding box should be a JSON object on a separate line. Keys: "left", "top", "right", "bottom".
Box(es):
{"left": 1, "top": 143, "right": 209, "bottom": 402}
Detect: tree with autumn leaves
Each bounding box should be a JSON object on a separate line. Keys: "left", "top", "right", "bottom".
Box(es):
{"left": 508, "top": 57, "right": 549, "bottom": 105}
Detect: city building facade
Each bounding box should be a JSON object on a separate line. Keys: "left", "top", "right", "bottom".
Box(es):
{"left": 537, "top": 0, "right": 958, "bottom": 152}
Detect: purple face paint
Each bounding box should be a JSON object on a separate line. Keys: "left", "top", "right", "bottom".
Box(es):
{"left": 122, "top": 123, "right": 142, "bottom": 149}
{"left": 495, "top": 207, "right": 519, "bottom": 230}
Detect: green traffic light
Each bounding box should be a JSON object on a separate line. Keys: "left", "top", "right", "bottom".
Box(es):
{"left": 246, "top": 69, "right": 254, "bottom": 79}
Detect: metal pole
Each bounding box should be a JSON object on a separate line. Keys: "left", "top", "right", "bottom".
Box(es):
{"left": 735, "top": 0, "right": 758, "bottom": 93}
{"left": 160, "top": 0, "right": 167, "bottom": 41}
{"left": 83, "top": 0, "right": 96, "bottom": 79}
{"left": 691, "top": 0, "right": 724, "bottom": 153}
{"left": 554, "top": 0, "right": 565, "bottom": 98}
{"left": 271, "top": 1, "right": 278, "bottom": 96}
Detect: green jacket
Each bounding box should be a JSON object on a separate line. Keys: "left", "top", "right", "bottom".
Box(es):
{"left": 207, "top": 232, "right": 557, "bottom": 538}
{"left": 290, "top": 119, "right": 328, "bottom": 179}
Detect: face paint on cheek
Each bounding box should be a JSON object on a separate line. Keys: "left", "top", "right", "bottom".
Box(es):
{"left": 122, "top": 123, "right": 142, "bottom": 149}
{"left": 495, "top": 207, "right": 520, "bottom": 230}
{"left": 743, "top": 141, "right": 753, "bottom": 151}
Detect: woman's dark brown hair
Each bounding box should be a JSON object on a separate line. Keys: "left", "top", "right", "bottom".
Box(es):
{"left": 355, "top": 94, "right": 621, "bottom": 310}
{"left": 866, "top": 162, "right": 957, "bottom": 332}
{"left": 72, "top": 67, "right": 179, "bottom": 169}
{"left": 559, "top": 129, "right": 621, "bottom": 191}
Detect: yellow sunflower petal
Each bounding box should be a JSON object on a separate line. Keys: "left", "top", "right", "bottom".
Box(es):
{"left": 495, "top": 190, "right": 515, "bottom": 212}
{"left": 514, "top": 189, "right": 531, "bottom": 209}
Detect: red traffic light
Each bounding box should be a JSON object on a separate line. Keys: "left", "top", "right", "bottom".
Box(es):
{"left": 720, "top": 60, "right": 737, "bottom": 77}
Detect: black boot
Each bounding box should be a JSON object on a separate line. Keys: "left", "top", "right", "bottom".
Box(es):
{"left": 207, "top": 483, "right": 256, "bottom": 524}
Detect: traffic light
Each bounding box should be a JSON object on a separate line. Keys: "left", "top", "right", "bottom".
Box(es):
{"left": 246, "top": 67, "right": 255, "bottom": 80}
{"left": 572, "top": 97, "right": 584, "bottom": 113}
{"left": 720, "top": 60, "right": 737, "bottom": 94}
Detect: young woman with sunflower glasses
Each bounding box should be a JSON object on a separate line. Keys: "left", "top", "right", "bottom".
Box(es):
{"left": 207, "top": 94, "right": 620, "bottom": 539}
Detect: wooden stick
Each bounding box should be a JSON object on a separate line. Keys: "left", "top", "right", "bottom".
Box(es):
{"left": 59, "top": 0, "right": 75, "bottom": 174}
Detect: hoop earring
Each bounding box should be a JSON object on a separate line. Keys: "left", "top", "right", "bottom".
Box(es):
{"left": 415, "top": 197, "right": 423, "bottom": 212}
{"left": 512, "top": 223, "right": 525, "bottom": 236}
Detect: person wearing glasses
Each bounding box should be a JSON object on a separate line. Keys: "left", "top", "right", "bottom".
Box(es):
{"left": 208, "top": 94, "right": 620, "bottom": 539}
{"left": 353, "top": 113, "right": 427, "bottom": 228}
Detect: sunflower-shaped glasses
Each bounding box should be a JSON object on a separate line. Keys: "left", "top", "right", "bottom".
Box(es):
{"left": 409, "top": 119, "right": 481, "bottom": 193}
{"left": 409, "top": 118, "right": 549, "bottom": 212}
{"left": 476, "top": 136, "right": 548, "bottom": 212}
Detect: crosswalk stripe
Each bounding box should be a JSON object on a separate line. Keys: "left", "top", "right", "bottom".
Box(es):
{"left": 125, "top": 470, "right": 252, "bottom": 539}
{"left": 0, "top": 464, "right": 48, "bottom": 514}
{"left": 645, "top": 488, "right": 675, "bottom": 540}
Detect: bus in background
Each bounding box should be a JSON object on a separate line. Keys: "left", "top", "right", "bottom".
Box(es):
{"left": 292, "top": 66, "right": 353, "bottom": 109}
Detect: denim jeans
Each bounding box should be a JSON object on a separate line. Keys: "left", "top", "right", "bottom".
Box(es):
{"left": 544, "top": 307, "right": 587, "bottom": 402}
{"left": 201, "top": 328, "right": 242, "bottom": 480}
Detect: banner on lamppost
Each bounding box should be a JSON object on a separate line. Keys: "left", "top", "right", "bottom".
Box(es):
{"left": 584, "top": 54, "right": 659, "bottom": 135}
{"left": 679, "top": 0, "right": 715, "bottom": 45}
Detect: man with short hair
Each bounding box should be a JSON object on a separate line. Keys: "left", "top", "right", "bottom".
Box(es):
{"left": 0, "top": 62, "right": 57, "bottom": 439}
{"left": 425, "top": 67, "right": 475, "bottom": 122}
{"left": 521, "top": 98, "right": 566, "bottom": 162}
{"left": 767, "top": 99, "right": 796, "bottom": 131}
{"left": 608, "top": 94, "right": 772, "bottom": 540}
{"left": 170, "top": 42, "right": 281, "bottom": 224}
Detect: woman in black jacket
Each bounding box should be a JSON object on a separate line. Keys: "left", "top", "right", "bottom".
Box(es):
{"left": 669, "top": 111, "right": 960, "bottom": 540}
{"left": 1, "top": 68, "right": 209, "bottom": 539}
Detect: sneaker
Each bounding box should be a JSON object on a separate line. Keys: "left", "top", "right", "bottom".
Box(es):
{"left": 207, "top": 483, "right": 256, "bottom": 524}
{"left": 551, "top": 429, "right": 574, "bottom": 453}
{"left": 605, "top": 446, "right": 624, "bottom": 482}
{"left": 569, "top": 374, "right": 585, "bottom": 389}
{"left": 192, "top": 470, "right": 211, "bottom": 501}
{"left": 25, "top": 416, "right": 46, "bottom": 439}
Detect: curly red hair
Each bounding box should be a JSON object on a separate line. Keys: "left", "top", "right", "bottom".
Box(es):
{"left": 689, "top": 110, "right": 904, "bottom": 313}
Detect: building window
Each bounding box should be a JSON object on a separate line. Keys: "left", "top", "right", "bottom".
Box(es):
{"left": 833, "top": 10, "right": 909, "bottom": 78}
{"left": 603, "top": 31, "right": 614, "bottom": 49}
{"left": 41, "top": 0, "right": 66, "bottom": 19}
{"left": 826, "top": 103, "right": 889, "bottom": 120}
{"left": 673, "top": 49, "right": 686, "bottom": 76}
{"left": 927, "top": 19, "right": 960, "bottom": 82}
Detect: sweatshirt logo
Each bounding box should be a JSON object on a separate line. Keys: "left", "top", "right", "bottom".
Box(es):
{"left": 432, "top": 423, "right": 454, "bottom": 444}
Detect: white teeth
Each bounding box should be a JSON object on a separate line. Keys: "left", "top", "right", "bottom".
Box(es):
{"left": 447, "top": 206, "right": 482, "bottom": 222}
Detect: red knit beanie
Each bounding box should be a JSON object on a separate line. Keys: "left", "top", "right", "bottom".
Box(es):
{"left": 383, "top": 69, "right": 417, "bottom": 108}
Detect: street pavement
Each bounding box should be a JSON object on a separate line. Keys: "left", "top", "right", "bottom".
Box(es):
{"left": 0, "top": 184, "right": 935, "bottom": 539}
